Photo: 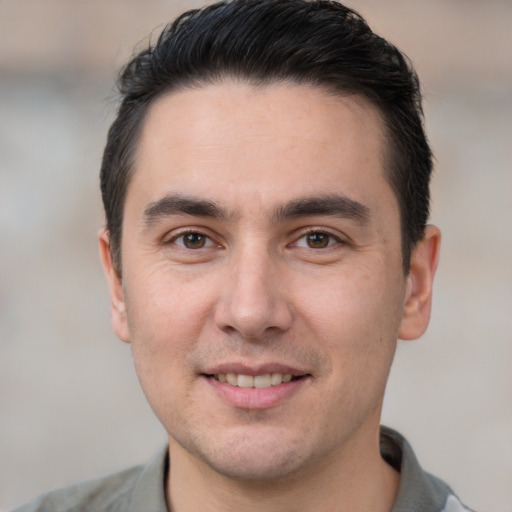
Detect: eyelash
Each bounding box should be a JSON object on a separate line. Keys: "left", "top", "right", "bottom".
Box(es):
{"left": 165, "top": 228, "right": 343, "bottom": 251}
{"left": 166, "top": 230, "right": 218, "bottom": 250}
{"left": 292, "top": 229, "right": 343, "bottom": 249}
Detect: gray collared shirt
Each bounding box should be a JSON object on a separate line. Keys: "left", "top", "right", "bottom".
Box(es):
{"left": 11, "top": 427, "right": 472, "bottom": 512}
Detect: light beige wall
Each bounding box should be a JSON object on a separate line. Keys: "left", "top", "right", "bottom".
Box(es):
{"left": 1, "top": 1, "right": 511, "bottom": 511}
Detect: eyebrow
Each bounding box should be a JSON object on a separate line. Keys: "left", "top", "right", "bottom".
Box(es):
{"left": 143, "top": 194, "right": 229, "bottom": 226}
{"left": 142, "top": 192, "right": 370, "bottom": 227}
{"left": 271, "top": 194, "right": 370, "bottom": 224}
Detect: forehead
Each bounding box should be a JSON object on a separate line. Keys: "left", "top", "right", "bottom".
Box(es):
{"left": 127, "top": 81, "right": 395, "bottom": 220}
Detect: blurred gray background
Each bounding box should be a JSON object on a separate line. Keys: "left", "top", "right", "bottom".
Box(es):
{"left": 1, "top": 1, "right": 511, "bottom": 511}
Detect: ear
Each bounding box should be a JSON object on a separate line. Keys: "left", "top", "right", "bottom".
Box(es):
{"left": 98, "top": 228, "right": 131, "bottom": 343}
{"left": 398, "top": 225, "right": 441, "bottom": 340}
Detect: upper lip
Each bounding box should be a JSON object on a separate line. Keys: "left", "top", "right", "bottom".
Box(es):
{"left": 203, "top": 362, "right": 310, "bottom": 377}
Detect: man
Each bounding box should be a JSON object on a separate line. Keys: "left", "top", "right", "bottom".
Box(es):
{"left": 13, "top": 1, "right": 471, "bottom": 511}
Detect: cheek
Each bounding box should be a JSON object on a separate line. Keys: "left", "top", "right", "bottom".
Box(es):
{"left": 123, "top": 272, "right": 203, "bottom": 427}
{"left": 295, "top": 264, "right": 404, "bottom": 367}
{"left": 124, "top": 259, "right": 215, "bottom": 335}
{"left": 122, "top": 266, "right": 216, "bottom": 383}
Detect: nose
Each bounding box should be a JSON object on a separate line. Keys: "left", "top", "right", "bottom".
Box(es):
{"left": 214, "top": 244, "right": 293, "bottom": 340}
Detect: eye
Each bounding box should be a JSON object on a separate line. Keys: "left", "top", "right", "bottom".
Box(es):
{"left": 172, "top": 232, "right": 215, "bottom": 249}
{"left": 294, "top": 231, "right": 339, "bottom": 249}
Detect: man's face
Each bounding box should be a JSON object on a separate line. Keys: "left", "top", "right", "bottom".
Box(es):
{"left": 100, "top": 82, "right": 431, "bottom": 481}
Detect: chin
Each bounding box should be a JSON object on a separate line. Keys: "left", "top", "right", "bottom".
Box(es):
{"left": 179, "top": 426, "right": 313, "bottom": 482}
{"left": 202, "top": 449, "right": 308, "bottom": 483}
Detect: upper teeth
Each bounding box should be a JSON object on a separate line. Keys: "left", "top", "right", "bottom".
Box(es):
{"left": 216, "top": 373, "right": 293, "bottom": 388}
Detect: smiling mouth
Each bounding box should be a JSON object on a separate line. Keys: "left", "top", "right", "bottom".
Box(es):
{"left": 205, "top": 373, "right": 307, "bottom": 389}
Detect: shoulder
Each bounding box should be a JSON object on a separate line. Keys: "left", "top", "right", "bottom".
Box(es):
{"left": 10, "top": 448, "right": 169, "bottom": 512}
{"left": 10, "top": 465, "right": 144, "bottom": 512}
{"left": 380, "top": 427, "right": 474, "bottom": 512}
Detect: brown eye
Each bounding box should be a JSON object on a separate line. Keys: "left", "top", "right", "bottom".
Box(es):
{"left": 183, "top": 233, "right": 206, "bottom": 249}
{"left": 174, "top": 232, "right": 210, "bottom": 249}
{"left": 306, "top": 232, "right": 330, "bottom": 248}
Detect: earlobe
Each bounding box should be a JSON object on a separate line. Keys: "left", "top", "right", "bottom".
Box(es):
{"left": 98, "top": 228, "right": 131, "bottom": 343}
{"left": 398, "top": 225, "right": 441, "bottom": 341}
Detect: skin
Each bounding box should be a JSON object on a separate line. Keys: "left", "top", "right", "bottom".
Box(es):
{"left": 99, "top": 82, "right": 440, "bottom": 512}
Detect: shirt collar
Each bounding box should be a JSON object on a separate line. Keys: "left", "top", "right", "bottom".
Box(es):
{"left": 127, "top": 427, "right": 454, "bottom": 512}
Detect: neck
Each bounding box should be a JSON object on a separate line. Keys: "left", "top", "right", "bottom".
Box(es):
{"left": 165, "top": 425, "right": 400, "bottom": 512}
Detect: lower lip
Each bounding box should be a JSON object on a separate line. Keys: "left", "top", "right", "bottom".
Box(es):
{"left": 204, "top": 376, "right": 308, "bottom": 409}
